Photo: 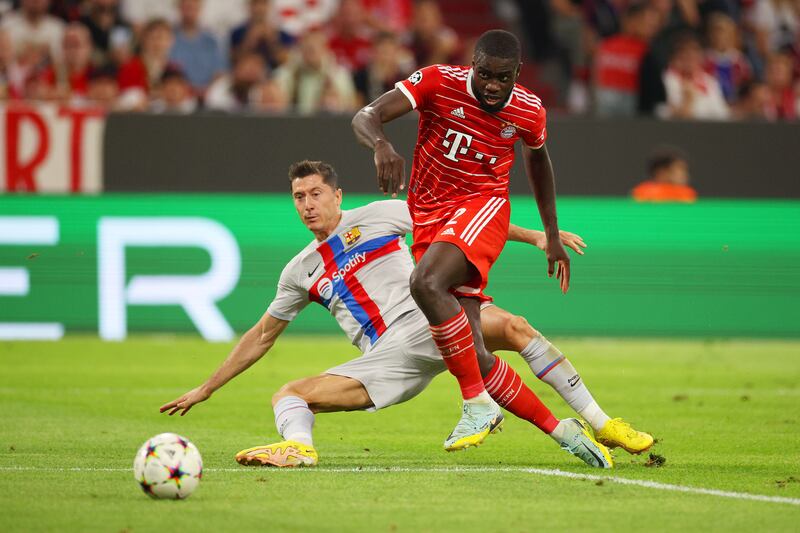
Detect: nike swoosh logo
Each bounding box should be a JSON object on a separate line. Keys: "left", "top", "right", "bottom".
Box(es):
{"left": 307, "top": 263, "right": 321, "bottom": 277}
{"left": 582, "top": 443, "right": 605, "bottom": 465}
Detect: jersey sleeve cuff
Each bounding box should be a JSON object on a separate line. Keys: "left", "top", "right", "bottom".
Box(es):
{"left": 266, "top": 308, "right": 295, "bottom": 322}
{"left": 394, "top": 81, "right": 417, "bottom": 109}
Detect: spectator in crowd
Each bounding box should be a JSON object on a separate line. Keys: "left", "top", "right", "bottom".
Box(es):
{"left": 763, "top": 51, "right": 799, "bottom": 119}
{"left": 362, "top": 0, "right": 413, "bottom": 34}
{"left": 120, "top": 0, "right": 247, "bottom": 44}
{"left": 85, "top": 62, "right": 120, "bottom": 109}
{"left": 119, "top": 0, "right": 178, "bottom": 36}
{"left": 705, "top": 12, "right": 753, "bottom": 104}
{"left": 662, "top": 33, "right": 730, "bottom": 119}
{"left": 107, "top": 23, "right": 134, "bottom": 67}
{"left": 0, "top": 0, "right": 65, "bottom": 65}
{"left": 328, "top": 0, "right": 373, "bottom": 72}
{"left": 40, "top": 22, "right": 93, "bottom": 102}
{"left": 638, "top": 0, "right": 702, "bottom": 115}
{"left": 49, "top": 0, "right": 83, "bottom": 22}
{"left": 169, "top": 0, "right": 228, "bottom": 94}
{"left": 514, "top": 0, "right": 556, "bottom": 63}
{"left": 595, "top": 3, "right": 660, "bottom": 116}
{"left": 550, "top": 0, "right": 592, "bottom": 111}
{"left": 150, "top": 66, "right": 197, "bottom": 113}
{"left": 0, "top": 28, "right": 26, "bottom": 99}
{"left": 733, "top": 79, "right": 772, "bottom": 119}
{"left": 272, "top": 0, "right": 339, "bottom": 40}
{"left": 79, "top": 0, "right": 130, "bottom": 65}
{"left": 585, "top": 0, "right": 624, "bottom": 39}
{"left": 632, "top": 147, "right": 697, "bottom": 202}
{"left": 117, "top": 19, "right": 175, "bottom": 103}
{"left": 407, "top": 0, "right": 459, "bottom": 66}
{"left": 353, "top": 31, "right": 413, "bottom": 104}
{"left": 253, "top": 76, "right": 289, "bottom": 112}
{"left": 274, "top": 29, "right": 356, "bottom": 114}
{"left": 750, "top": 0, "right": 799, "bottom": 57}
{"left": 230, "top": 0, "right": 290, "bottom": 69}
{"left": 205, "top": 51, "right": 269, "bottom": 111}
{"left": 196, "top": 0, "right": 249, "bottom": 49}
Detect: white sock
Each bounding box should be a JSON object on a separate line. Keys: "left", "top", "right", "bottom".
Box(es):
{"left": 273, "top": 395, "right": 315, "bottom": 446}
{"left": 548, "top": 419, "right": 568, "bottom": 443}
{"left": 519, "top": 336, "right": 611, "bottom": 432}
{"left": 464, "top": 390, "right": 492, "bottom": 404}
{"left": 577, "top": 402, "right": 611, "bottom": 432}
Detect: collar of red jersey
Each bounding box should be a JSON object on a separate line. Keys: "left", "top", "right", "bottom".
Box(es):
{"left": 466, "top": 68, "right": 515, "bottom": 110}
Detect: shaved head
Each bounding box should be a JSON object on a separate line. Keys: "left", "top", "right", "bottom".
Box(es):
{"left": 473, "top": 30, "right": 521, "bottom": 63}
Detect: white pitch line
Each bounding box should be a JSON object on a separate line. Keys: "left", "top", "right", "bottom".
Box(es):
{"left": 1, "top": 465, "right": 798, "bottom": 507}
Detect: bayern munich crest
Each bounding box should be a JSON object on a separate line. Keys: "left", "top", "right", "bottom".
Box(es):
{"left": 316, "top": 278, "right": 333, "bottom": 301}
{"left": 500, "top": 125, "right": 516, "bottom": 139}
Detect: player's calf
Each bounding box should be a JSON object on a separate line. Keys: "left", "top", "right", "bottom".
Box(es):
{"left": 519, "top": 333, "right": 612, "bottom": 432}
{"left": 502, "top": 314, "right": 540, "bottom": 353}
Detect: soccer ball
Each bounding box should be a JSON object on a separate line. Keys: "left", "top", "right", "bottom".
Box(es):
{"left": 133, "top": 433, "right": 203, "bottom": 499}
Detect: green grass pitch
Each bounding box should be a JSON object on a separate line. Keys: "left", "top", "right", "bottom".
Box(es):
{"left": 1, "top": 336, "right": 799, "bottom": 532}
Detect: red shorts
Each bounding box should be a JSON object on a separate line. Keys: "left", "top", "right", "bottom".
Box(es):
{"left": 411, "top": 196, "right": 510, "bottom": 300}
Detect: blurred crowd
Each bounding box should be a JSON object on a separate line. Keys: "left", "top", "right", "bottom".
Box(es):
{"left": 518, "top": 0, "right": 800, "bottom": 120}
{"left": 0, "top": 0, "right": 797, "bottom": 121}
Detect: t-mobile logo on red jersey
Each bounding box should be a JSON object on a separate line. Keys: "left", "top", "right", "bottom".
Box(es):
{"left": 442, "top": 129, "right": 473, "bottom": 162}
{"left": 441, "top": 128, "right": 497, "bottom": 164}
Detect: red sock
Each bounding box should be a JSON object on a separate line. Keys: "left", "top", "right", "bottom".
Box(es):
{"left": 484, "top": 357, "right": 559, "bottom": 434}
{"left": 430, "top": 309, "right": 486, "bottom": 400}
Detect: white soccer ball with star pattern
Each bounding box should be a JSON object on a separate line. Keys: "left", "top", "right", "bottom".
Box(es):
{"left": 133, "top": 433, "right": 203, "bottom": 499}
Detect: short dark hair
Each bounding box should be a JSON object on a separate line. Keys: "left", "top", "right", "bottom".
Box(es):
{"left": 142, "top": 18, "right": 172, "bottom": 37}
{"left": 89, "top": 63, "right": 118, "bottom": 81}
{"left": 474, "top": 30, "right": 521, "bottom": 63}
{"left": 161, "top": 65, "right": 187, "bottom": 83}
{"left": 670, "top": 31, "right": 701, "bottom": 58}
{"left": 647, "top": 147, "right": 687, "bottom": 178}
{"left": 624, "top": 2, "right": 650, "bottom": 19}
{"left": 288, "top": 160, "right": 339, "bottom": 190}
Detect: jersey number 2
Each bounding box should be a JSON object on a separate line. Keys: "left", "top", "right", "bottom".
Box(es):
{"left": 445, "top": 208, "right": 467, "bottom": 226}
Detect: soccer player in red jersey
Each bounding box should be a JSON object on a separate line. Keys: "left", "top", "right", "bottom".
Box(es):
{"left": 353, "top": 30, "right": 572, "bottom": 450}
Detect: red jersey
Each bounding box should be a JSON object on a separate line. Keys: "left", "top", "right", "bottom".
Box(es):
{"left": 595, "top": 35, "right": 648, "bottom": 93}
{"left": 395, "top": 64, "right": 547, "bottom": 225}
{"left": 41, "top": 66, "right": 91, "bottom": 95}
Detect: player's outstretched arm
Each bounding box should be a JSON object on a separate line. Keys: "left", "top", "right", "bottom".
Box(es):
{"left": 523, "top": 143, "right": 571, "bottom": 293}
{"left": 507, "top": 224, "right": 586, "bottom": 255}
{"left": 159, "top": 311, "right": 289, "bottom": 416}
{"left": 352, "top": 89, "right": 413, "bottom": 197}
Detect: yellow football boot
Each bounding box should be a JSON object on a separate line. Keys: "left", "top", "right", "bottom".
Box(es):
{"left": 235, "top": 440, "right": 319, "bottom": 467}
{"left": 594, "top": 418, "right": 654, "bottom": 454}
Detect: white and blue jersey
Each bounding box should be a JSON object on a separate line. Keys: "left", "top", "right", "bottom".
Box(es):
{"left": 267, "top": 200, "right": 419, "bottom": 353}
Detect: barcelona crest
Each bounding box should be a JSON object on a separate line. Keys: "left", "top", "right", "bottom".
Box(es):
{"left": 342, "top": 227, "right": 362, "bottom": 246}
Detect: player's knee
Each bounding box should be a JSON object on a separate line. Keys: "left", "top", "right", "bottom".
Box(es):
{"left": 409, "top": 266, "right": 441, "bottom": 304}
{"left": 505, "top": 315, "right": 539, "bottom": 351}
{"left": 272, "top": 381, "right": 309, "bottom": 407}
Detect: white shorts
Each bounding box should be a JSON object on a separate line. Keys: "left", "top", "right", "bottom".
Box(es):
{"left": 325, "top": 310, "right": 446, "bottom": 410}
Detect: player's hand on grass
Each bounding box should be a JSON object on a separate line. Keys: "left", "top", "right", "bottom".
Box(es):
{"left": 546, "top": 239, "right": 571, "bottom": 294}
{"left": 373, "top": 139, "right": 405, "bottom": 197}
{"left": 160, "top": 385, "right": 211, "bottom": 416}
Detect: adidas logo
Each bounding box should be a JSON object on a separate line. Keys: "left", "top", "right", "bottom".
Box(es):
{"left": 450, "top": 107, "right": 466, "bottom": 119}
{"left": 441, "top": 227, "right": 455, "bottom": 236}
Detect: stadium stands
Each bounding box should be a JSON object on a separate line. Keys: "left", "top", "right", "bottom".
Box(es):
{"left": 0, "top": 0, "right": 795, "bottom": 120}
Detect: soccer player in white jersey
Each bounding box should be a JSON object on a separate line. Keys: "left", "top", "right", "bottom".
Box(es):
{"left": 160, "top": 160, "right": 653, "bottom": 468}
